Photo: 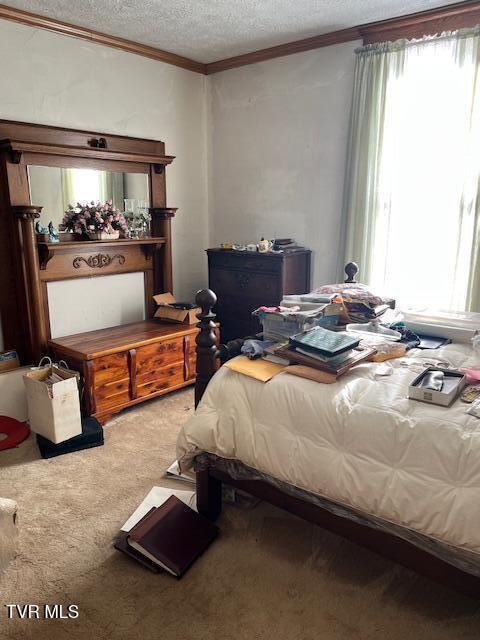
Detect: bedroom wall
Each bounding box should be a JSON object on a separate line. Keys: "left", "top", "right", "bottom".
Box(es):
{"left": 0, "top": 19, "right": 208, "bottom": 346}
{"left": 207, "top": 41, "right": 359, "bottom": 288}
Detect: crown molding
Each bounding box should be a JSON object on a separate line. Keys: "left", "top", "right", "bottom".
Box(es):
{"left": 205, "top": 26, "right": 362, "bottom": 74}
{"left": 205, "top": 0, "right": 480, "bottom": 74}
{"left": 360, "top": 0, "right": 480, "bottom": 44}
{"left": 0, "top": 1, "right": 479, "bottom": 76}
{"left": 0, "top": 3, "right": 206, "bottom": 74}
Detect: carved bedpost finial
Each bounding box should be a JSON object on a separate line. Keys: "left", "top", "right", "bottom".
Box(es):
{"left": 194, "top": 288, "right": 218, "bottom": 408}
{"left": 344, "top": 262, "right": 359, "bottom": 284}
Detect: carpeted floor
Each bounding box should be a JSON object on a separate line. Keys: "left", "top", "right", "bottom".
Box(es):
{"left": 1, "top": 388, "right": 480, "bottom": 639}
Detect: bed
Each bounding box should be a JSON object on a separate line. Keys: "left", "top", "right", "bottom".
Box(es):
{"left": 176, "top": 271, "right": 480, "bottom": 596}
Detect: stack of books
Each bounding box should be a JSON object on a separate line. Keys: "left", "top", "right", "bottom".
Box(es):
{"left": 263, "top": 326, "right": 376, "bottom": 376}
{"left": 272, "top": 238, "right": 306, "bottom": 252}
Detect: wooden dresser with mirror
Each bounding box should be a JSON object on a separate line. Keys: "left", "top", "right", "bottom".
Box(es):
{"left": 0, "top": 120, "right": 200, "bottom": 423}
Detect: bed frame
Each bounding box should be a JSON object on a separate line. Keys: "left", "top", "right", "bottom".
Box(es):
{"left": 193, "top": 264, "right": 480, "bottom": 597}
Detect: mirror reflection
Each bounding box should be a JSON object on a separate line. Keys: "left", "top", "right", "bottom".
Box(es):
{"left": 28, "top": 165, "right": 150, "bottom": 230}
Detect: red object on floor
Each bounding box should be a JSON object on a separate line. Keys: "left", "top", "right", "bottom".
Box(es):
{"left": 0, "top": 415, "right": 30, "bottom": 451}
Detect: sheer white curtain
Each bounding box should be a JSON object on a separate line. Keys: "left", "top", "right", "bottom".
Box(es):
{"left": 61, "top": 169, "right": 124, "bottom": 210}
{"left": 342, "top": 29, "right": 480, "bottom": 311}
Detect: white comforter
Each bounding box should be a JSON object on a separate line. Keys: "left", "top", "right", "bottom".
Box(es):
{"left": 177, "top": 343, "right": 480, "bottom": 556}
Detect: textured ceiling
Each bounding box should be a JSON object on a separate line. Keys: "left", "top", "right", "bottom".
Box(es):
{"left": 3, "top": 0, "right": 465, "bottom": 63}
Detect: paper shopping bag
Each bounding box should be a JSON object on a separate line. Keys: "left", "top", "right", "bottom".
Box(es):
{"left": 23, "top": 366, "right": 82, "bottom": 444}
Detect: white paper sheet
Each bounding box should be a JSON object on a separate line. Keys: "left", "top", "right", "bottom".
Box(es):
{"left": 121, "top": 487, "right": 196, "bottom": 532}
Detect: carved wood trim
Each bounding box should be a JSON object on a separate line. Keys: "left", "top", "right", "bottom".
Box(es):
{"left": 72, "top": 253, "right": 126, "bottom": 269}
{"left": 11, "top": 204, "right": 42, "bottom": 219}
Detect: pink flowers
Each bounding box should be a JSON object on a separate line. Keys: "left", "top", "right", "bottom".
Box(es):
{"left": 61, "top": 201, "right": 129, "bottom": 237}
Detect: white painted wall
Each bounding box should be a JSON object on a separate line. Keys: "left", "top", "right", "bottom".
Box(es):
{"left": 0, "top": 19, "right": 208, "bottom": 346}
{"left": 207, "top": 42, "right": 359, "bottom": 287}
{"left": 48, "top": 273, "right": 146, "bottom": 338}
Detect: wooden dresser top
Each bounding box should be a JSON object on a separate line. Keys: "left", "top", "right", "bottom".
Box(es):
{"left": 49, "top": 320, "right": 198, "bottom": 360}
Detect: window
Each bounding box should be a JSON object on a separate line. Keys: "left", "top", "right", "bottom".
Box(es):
{"left": 344, "top": 31, "right": 480, "bottom": 312}
{"left": 70, "top": 168, "right": 102, "bottom": 204}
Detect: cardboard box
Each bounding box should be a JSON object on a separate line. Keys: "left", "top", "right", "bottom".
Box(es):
{"left": 153, "top": 293, "right": 200, "bottom": 325}
{"left": 23, "top": 366, "right": 82, "bottom": 444}
{"left": 0, "top": 350, "right": 20, "bottom": 373}
{"left": 408, "top": 367, "right": 466, "bottom": 407}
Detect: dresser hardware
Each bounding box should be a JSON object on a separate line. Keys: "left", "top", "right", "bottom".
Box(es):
{"left": 235, "top": 273, "right": 251, "bottom": 289}
{"left": 87, "top": 137, "right": 107, "bottom": 149}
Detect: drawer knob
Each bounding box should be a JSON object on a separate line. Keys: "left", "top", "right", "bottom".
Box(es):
{"left": 235, "top": 273, "right": 251, "bottom": 289}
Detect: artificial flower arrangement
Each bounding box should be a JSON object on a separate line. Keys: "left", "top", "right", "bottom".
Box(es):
{"left": 61, "top": 200, "right": 129, "bottom": 240}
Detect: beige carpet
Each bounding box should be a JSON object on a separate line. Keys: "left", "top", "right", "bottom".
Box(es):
{"left": 1, "top": 388, "right": 480, "bottom": 640}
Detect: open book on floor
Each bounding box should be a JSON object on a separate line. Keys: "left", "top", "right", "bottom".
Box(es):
{"left": 115, "top": 487, "right": 218, "bottom": 577}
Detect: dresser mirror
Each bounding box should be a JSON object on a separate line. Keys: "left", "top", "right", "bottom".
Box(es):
{"left": 28, "top": 165, "right": 150, "bottom": 229}
{"left": 0, "top": 119, "right": 176, "bottom": 363}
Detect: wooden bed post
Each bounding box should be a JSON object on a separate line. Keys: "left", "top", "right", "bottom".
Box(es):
{"left": 194, "top": 288, "right": 223, "bottom": 520}
{"left": 344, "top": 262, "right": 359, "bottom": 283}
{"left": 194, "top": 288, "right": 218, "bottom": 408}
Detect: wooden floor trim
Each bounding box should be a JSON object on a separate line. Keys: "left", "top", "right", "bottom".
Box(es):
{"left": 0, "top": 1, "right": 479, "bottom": 75}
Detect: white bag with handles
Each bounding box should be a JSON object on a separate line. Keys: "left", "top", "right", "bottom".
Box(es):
{"left": 23, "top": 357, "right": 82, "bottom": 444}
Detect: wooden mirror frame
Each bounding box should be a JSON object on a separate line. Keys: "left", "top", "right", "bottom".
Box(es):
{"left": 0, "top": 120, "right": 176, "bottom": 363}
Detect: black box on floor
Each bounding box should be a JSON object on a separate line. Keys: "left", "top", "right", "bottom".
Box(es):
{"left": 37, "top": 416, "right": 104, "bottom": 459}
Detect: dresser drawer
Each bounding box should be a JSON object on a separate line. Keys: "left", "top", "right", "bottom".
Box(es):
{"left": 210, "top": 268, "right": 281, "bottom": 300}
{"left": 209, "top": 251, "right": 282, "bottom": 274}
{"left": 136, "top": 361, "right": 185, "bottom": 398}
{"left": 95, "top": 377, "right": 131, "bottom": 412}
{"left": 135, "top": 337, "right": 185, "bottom": 376}
{"left": 93, "top": 352, "right": 129, "bottom": 383}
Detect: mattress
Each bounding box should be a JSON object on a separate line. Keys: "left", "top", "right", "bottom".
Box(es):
{"left": 177, "top": 343, "right": 480, "bottom": 572}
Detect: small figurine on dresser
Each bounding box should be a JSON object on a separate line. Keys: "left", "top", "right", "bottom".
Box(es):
{"left": 48, "top": 221, "right": 59, "bottom": 243}
{"left": 35, "top": 221, "right": 48, "bottom": 235}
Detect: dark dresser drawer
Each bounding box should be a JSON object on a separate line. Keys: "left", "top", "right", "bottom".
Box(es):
{"left": 209, "top": 268, "right": 281, "bottom": 299}
{"left": 210, "top": 251, "right": 283, "bottom": 273}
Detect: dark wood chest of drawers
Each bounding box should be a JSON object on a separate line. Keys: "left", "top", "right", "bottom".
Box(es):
{"left": 207, "top": 248, "right": 311, "bottom": 342}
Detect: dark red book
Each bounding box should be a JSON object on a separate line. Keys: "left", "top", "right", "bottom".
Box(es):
{"left": 126, "top": 496, "right": 218, "bottom": 577}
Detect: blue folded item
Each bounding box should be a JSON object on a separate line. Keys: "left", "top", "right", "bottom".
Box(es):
{"left": 241, "top": 339, "right": 275, "bottom": 359}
